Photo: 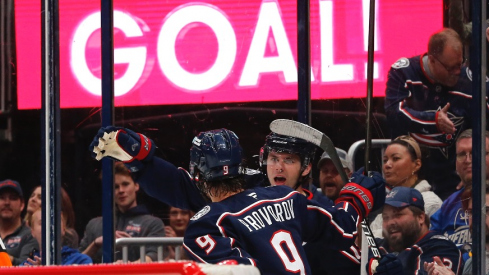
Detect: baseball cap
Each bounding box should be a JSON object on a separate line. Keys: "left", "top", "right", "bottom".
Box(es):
{"left": 317, "top": 148, "right": 352, "bottom": 171}
{"left": 0, "top": 179, "right": 23, "bottom": 198}
{"left": 385, "top": 186, "right": 424, "bottom": 211}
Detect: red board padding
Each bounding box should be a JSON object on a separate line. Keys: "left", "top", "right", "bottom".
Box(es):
{"left": 0, "top": 262, "right": 206, "bottom": 275}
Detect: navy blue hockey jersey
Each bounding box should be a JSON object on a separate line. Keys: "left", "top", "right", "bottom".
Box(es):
{"left": 183, "top": 186, "right": 361, "bottom": 275}
{"left": 303, "top": 185, "right": 361, "bottom": 275}
{"left": 134, "top": 157, "right": 361, "bottom": 274}
{"left": 384, "top": 54, "right": 489, "bottom": 199}
{"left": 374, "top": 231, "right": 463, "bottom": 275}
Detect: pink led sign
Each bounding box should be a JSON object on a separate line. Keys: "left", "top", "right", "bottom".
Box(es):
{"left": 15, "top": 0, "right": 442, "bottom": 109}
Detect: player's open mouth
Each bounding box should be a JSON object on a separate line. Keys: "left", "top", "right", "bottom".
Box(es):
{"left": 274, "top": 177, "right": 286, "bottom": 185}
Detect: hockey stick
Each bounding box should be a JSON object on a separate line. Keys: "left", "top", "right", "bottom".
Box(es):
{"left": 269, "top": 119, "right": 382, "bottom": 261}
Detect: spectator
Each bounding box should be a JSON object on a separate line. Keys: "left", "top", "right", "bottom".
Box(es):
{"left": 424, "top": 185, "right": 489, "bottom": 275}
{"left": 316, "top": 148, "right": 352, "bottom": 200}
{"left": 79, "top": 162, "right": 165, "bottom": 263}
{"left": 370, "top": 135, "right": 442, "bottom": 237}
{"left": 384, "top": 28, "right": 486, "bottom": 200}
{"left": 0, "top": 179, "right": 38, "bottom": 265}
{"left": 24, "top": 186, "right": 40, "bottom": 224}
{"left": 369, "top": 186, "right": 462, "bottom": 275}
{"left": 90, "top": 127, "right": 385, "bottom": 274}
{"left": 164, "top": 206, "right": 191, "bottom": 261}
{"left": 459, "top": 185, "right": 489, "bottom": 274}
{"left": 430, "top": 129, "right": 489, "bottom": 246}
{"left": 20, "top": 209, "right": 92, "bottom": 266}
{"left": 24, "top": 186, "right": 79, "bottom": 248}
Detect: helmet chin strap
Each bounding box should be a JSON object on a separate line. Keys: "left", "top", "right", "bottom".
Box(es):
{"left": 294, "top": 165, "right": 309, "bottom": 190}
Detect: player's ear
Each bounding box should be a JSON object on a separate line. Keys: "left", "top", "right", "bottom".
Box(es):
{"left": 301, "top": 163, "right": 312, "bottom": 176}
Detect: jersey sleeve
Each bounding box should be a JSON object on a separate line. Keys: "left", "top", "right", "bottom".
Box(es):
{"left": 384, "top": 66, "right": 439, "bottom": 134}
{"left": 183, "top": 218, "right": 258, "bottom": 267}
{"left": 135, "top": 157, "right": 208, "bottom": 212}
{"left": 416, "top": 238, "right": 463, "bottom": 275}
{"left": 302, "top": 198, "right": 360, "bottom": 251}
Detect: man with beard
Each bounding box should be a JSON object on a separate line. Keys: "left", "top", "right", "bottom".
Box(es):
{"left": 368, "top": 186, "right": 462, "bottom": 275}
{"left": 316, "top": 148, "right": 353, "bottom": 200}
{"left": 0, "top": 179, "right": 38, "bottom": 265}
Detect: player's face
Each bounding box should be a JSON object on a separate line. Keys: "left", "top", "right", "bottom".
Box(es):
{"left": 383, "top": 144, "right": 420, "bottom": 187}
{"left": 319, "top": 160, "right": 347, "bottom": 200}
{"left": 467, "top": 194, "right": 489, "bottom": 241}
{"left": 169, "top": 207, "right": 191, "bottom": 236}
{"left": 430, "top": 44, "right": 463, "bottom": 87}
{"left": 0, "top": 190, "right": 24, "bottom": 221}
{"left": 266, "top": 151, "right": 310, "bottom": 188}
{"left": 114, "top": 174, "right": 139, "bottom": 213}
{"left": 382, "top": 205, "right": 423, "bottom": 252}
{"left": 27, "top": 186, "right": 41, "bottom": 215}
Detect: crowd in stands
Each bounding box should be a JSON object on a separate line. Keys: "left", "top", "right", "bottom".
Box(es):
{"left": 1, "top": 25, "right": 489, "bottom": 275}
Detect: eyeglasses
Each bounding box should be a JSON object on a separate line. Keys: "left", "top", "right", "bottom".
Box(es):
{"left": 432, "top": 55, "right": 466, "bottom": 74}
{"left": 456, "top": 151, "right": 489, "bottom": 162}
{"left": 466, "top": 207, "right": 489, "bottom": 218}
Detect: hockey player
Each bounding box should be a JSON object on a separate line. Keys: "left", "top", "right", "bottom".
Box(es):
{"left": 260, "top": 132, "right": 331, "bottom": 205}
{"left": 90, "top": 127, "right": 385, "bottom": 274}
{"left": 384, "top": 28, "right": 489, "bottom": 200}
{"left": 368, "top": 187, "right": 462, "bottom": 275}
{"left": 260, "top": 133, "right": 361, "bottom": 274}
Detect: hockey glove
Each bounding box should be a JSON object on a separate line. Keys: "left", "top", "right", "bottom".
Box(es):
{"left": 336, "top": 167, "right": 385, "bottom": 219}
{"left": 367, "top": 253, "right": 403, "bottom": 275}
{"left": 89, "top": 126, "right": 155, "bottom": 172}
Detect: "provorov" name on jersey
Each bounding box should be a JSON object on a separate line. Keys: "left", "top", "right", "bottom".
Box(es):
{"left": 237, "top": 199, "right": 295, "bottom": 232}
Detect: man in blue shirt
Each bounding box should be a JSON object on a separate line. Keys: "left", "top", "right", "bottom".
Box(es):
{"left": 430, "top": 129, "right": 489, "bottom": 246}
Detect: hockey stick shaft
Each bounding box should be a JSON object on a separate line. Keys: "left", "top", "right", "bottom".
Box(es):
{"left": 364, "top": 0, "right": 376, "bottom": 174}
{"left": 269, "top": 119, "right": 382, "bottom": 260}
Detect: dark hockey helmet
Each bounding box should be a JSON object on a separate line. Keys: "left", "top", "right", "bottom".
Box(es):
{"left": 259, "top": 132, "right": 317, "bottom": 172}
{"left": 189, "top": 129, "right": 243, "bottom": 182}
